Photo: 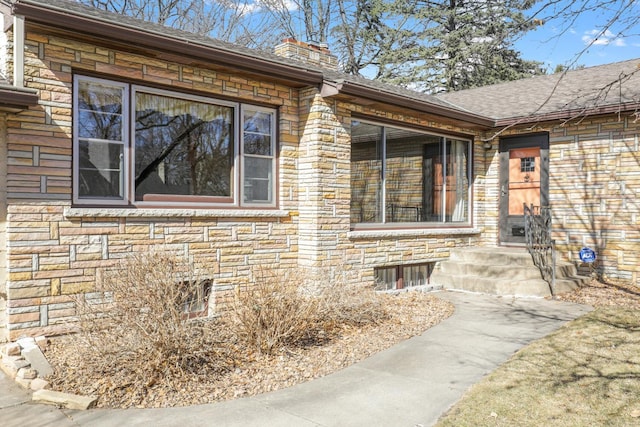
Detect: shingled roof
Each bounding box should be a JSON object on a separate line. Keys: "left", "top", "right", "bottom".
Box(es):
{"left": 7, "top": 0, "right": 640, "bottom": 127}
{"left": 8, "top": 0, "right": 492, "bottom": 127}
{"left": 437, "top": 59, "right": 640, "bottom": 125}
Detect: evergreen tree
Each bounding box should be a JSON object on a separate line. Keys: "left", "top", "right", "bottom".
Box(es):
{"left": 332, "top": 0, "right": 423, "bottom": 77}
{"left": 375, "top": 0, "right": 545, "bottom": 92}
{"left": 79, "top": 0, "right": 544, "bottom": 93}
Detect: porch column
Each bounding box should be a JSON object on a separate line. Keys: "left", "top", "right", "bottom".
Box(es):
{"left": 297, "top": 88, "right": 351, "bottom": 273}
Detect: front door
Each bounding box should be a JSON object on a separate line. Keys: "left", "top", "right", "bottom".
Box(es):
{"left": 499, "top": 133, "right": 549, "bottom": 244}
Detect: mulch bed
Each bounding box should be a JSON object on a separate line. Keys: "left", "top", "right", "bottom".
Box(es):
{"left": 45, "top": 291, "right": 454, "bottom": 408}
{"left": 556, "top": 279, "right": 640, "bottom": 309}
{"left": 44, "top": 279, "right": 640, "bottom": 409}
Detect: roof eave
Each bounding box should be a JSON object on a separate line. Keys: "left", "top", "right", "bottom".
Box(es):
{"left": 329, "top": 80, "right": 495, "bottom": 128}
{"left": 12, "top": 0, "right": 324, "bottom": 87}
{"left": 494, "top": 102, "right": 640, "bottom": 127}
{"left": 0, "top": 85, "right": 38, "bottom": 112}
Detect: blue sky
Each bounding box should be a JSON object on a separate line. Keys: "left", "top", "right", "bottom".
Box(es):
{"left": 515, "top": 1, "right": 640, "bottom": 71}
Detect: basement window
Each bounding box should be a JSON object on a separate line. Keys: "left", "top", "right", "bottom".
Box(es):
{"left": 180, "top": 279, "right": 213, "bottom": 319}
{"left": 374, "top": 263, "right": 433, "bottom": 291}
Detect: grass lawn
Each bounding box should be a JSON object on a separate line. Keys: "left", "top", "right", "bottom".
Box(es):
{"left": 436, "top": 306, "right": 640, "bottom": 427}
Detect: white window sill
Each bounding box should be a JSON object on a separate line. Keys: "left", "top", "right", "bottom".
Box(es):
{"left": 348, "top": 227, "right": 482, "bottom": 240}
{"left": 64, "top": 207, "right": 290, "bottom": 219}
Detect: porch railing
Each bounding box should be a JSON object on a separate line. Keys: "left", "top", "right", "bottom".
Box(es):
{"left": 523, "top": 204, "right": 556, "bottom": 296}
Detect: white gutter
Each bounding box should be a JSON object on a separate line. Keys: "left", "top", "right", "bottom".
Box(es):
{"left": 12, "top": 14, "right": 23, "bottom": 88}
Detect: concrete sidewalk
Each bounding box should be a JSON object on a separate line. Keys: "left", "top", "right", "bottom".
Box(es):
{"left": 0, "top": 291, "right": 592, "bottom": 427}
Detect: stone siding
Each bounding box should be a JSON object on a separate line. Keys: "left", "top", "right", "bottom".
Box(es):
{"left": 2, "top": 25, "right": 486, "bottom": 339}
{"left": 308, "top": 100, "right": 484, "bottom": 280}
{"left": 0, "top": 113, "right": 7, "bottom": 342}
{"left": 2, "top": 27, "right": 301, "bottom": 339}
{"left": 549, "top": 116, "right": 640, "bottom": 284}
{"left": 490, "top": 115, "right": 640, "bottom": 286}
{"left": 10, "top": 15, "right": 638, "bottom": 340}
{"left": 6, "top": 204, "right": 297, "bottom": 338}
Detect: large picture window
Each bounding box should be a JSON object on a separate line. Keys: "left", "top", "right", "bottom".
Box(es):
{"left": 351, "top": 120, "right": 471, "bottom": 226}
{"left": 73, "top": 76, "right": 276, "bottom": 207}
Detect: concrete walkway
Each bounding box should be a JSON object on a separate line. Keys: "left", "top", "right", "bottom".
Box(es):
{"left": 0, "top": 291, "right": 592, "bottom": 427}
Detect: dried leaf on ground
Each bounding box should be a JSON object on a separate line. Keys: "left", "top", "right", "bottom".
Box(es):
{"left": 46, "top": 291, "right": 453, "bottom": 408}
{"left": 556, "top": 279, "right": 640, "bottom": 309}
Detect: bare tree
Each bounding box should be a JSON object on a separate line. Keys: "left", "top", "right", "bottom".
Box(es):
{"left": 79, "top": 0, "right": 285, "bottom": 48}
{"left": 527, "top": 0, "right": 639, "bottom": 70}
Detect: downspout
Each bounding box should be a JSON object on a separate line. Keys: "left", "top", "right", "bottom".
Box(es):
{"left": 1, "top": 13, "right": 25, "bottom": 341}
{"left": 0, "top": 113, "right": 7, "bottom": 342}
{"left": 12, "top": 13, "right": 23, "bottom": 88}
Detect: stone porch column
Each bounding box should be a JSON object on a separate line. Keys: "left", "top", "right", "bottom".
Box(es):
{"left": 297, "top": 88, "right": 351, "bottom": 273}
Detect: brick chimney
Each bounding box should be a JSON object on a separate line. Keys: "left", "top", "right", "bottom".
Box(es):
{"left": 274, "top": 38, "right": 338, "bottom": 71}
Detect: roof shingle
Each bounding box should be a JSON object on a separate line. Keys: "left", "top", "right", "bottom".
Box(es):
{"left": 436, "top": 59, "right": 640, "bottom": 123}
{"left": 10, "top": 0, "right": 640, "bottom": 126}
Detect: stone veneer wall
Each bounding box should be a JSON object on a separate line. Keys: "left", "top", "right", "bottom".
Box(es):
{"left": 0, "top": 114, "right": 8, "bottom": 342}
{"left": 297, "top": 89, "right": 352, "bottom": 273}
{"left": 3, "top": 23, "right": 491, "bottom": 340}
{"left": 2, "top": 28, "right": 302, "bottom": 340}
{"left": 549, "top": 115, "right": 640, "bottom": 285}
{"left": 473, "top": 139, "right": 500, "bottom": 247}
{"left": 490, "top": 115, "right": 640, "bottom": 286}
{"left": 309, "top": 100, "right": 486, "bottom": 285}
{"left": 6, "top": 205, "right": 298, "bottom": 339}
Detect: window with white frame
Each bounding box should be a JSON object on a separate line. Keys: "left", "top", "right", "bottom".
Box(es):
{"left": 350, "top": 120, "right": 471, "bottom": 226}
{"left": 73, "top": 75, "right": 277, "bottom": 207}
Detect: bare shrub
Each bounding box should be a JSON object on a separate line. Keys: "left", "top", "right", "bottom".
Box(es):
{"left": 230, "top": 267, "right": 319, "bottom": 354}
{"left": 315, "top": 278, "right": 387, "bottom": 330}
{"left": 230, "top": 265, "right": 387, "bottom": 355}
{"left": 55, "top": 250, "right": 229, "bottom": 407}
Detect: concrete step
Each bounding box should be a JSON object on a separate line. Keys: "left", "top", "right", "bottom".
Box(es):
{"left": 554, "top": 275, "right": 591, "bottom": 294}
{"left": 431, "top": 247, "right": 590, "bottom": 298}
{"left": 438, "top": 261, "right": 543, "bottom": 281}
{"left": 449, "top": 247, "right": 535, "bottom": 266}
{"left": 430, "top": 271, "right": 551, "bottom": 297}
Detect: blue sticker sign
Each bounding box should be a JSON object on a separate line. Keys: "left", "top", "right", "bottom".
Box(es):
{"left": 579, "top": 247, "right": 596, "bottom": 263}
